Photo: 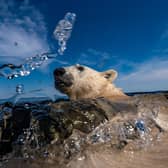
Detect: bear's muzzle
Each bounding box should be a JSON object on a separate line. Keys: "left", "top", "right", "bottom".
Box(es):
{"left": 54, "top": 68, "right": 74, "bottom": 92}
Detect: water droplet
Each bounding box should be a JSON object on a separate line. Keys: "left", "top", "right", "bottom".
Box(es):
{"left": 16, "top": 84, "right": 24, "bottom": 94}
{"left": 135, "top": 120, "right": 146, "bottom": 132}
{"left": 54, "top": 12, "right": 76, "bottom": 55}
{"left": 78, "top": 155, "right": 85, "bottom": 161}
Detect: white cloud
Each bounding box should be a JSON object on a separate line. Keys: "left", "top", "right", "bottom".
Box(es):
{"left": 116, "top": 57, "right": 168, "bottom": 92}
{"left": 0, "top": 0, "right": 49, "bottom": 62}
{"left": 78, "top": 49, "right": 168, "bottom": 93}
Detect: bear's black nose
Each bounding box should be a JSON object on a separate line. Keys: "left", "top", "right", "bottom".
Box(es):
{"left": 54, "top": 68, "right": 66, "bottom": 76}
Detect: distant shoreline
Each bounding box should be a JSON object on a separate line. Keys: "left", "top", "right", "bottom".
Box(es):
{"left": 126, "top": 90, "right": 168, "bottom": 96}
{"left": 0, "top": 90, "right": 168, "bottom": 104}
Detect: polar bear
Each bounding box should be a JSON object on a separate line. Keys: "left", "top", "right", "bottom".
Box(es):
{"left": 54, "top": 64, "right": 129, "bottom": 101}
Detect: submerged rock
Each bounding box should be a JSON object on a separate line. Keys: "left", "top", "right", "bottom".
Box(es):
{"left": 0, "top": 93, "right": 168, "bottom": 167}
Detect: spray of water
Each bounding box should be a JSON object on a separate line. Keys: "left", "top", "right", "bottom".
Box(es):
{"left": 0, "top": 12, "right": 76, "bottom": 80}
{"left": 53, "top": 12, "right": 76, "bottom": 55}
{"left": 0, "top": 12, "right": 76, "bottom": 105}
{"left": 0, "top": 53, "right": 49, "bottom": 79}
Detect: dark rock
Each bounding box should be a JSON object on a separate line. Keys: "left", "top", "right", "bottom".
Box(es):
{"left": 12, "top": 105, "right": 31, "bottom": 141}
{"left": 0, "top": 103, "right": 31, "bottom": 156}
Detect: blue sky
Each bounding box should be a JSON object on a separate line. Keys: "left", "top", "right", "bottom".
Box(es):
{"left": 1, "top": 0, "right": 168, "bottom": 99}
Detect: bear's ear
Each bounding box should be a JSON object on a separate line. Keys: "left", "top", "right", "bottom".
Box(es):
{"left": 101, "top": 69, "right": 118, "bottom": 82}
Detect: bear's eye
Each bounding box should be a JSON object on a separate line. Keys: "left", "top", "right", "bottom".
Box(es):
{"left": 76, "top": 65, "right": 84, "bottom": 72}
{"left": 104, "top": 73, "right": 111, "bottom": 79}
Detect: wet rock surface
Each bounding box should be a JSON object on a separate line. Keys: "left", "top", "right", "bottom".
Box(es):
{"left": 0, "top": 94, "right": 168, "bottom": 168}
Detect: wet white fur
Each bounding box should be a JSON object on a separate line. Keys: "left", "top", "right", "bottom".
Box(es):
{"left": 62, "top": 65, "right": 128, "bottom": 100}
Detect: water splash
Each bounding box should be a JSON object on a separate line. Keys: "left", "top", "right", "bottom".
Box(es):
{"left": 53, "top": 12, "right": 76, "bottom": 55}
{"left": 0, "top": 12, "right": 76, "bottom": 80}
{"left": 0, "top": 53, "right": 51, "bottom": 79}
